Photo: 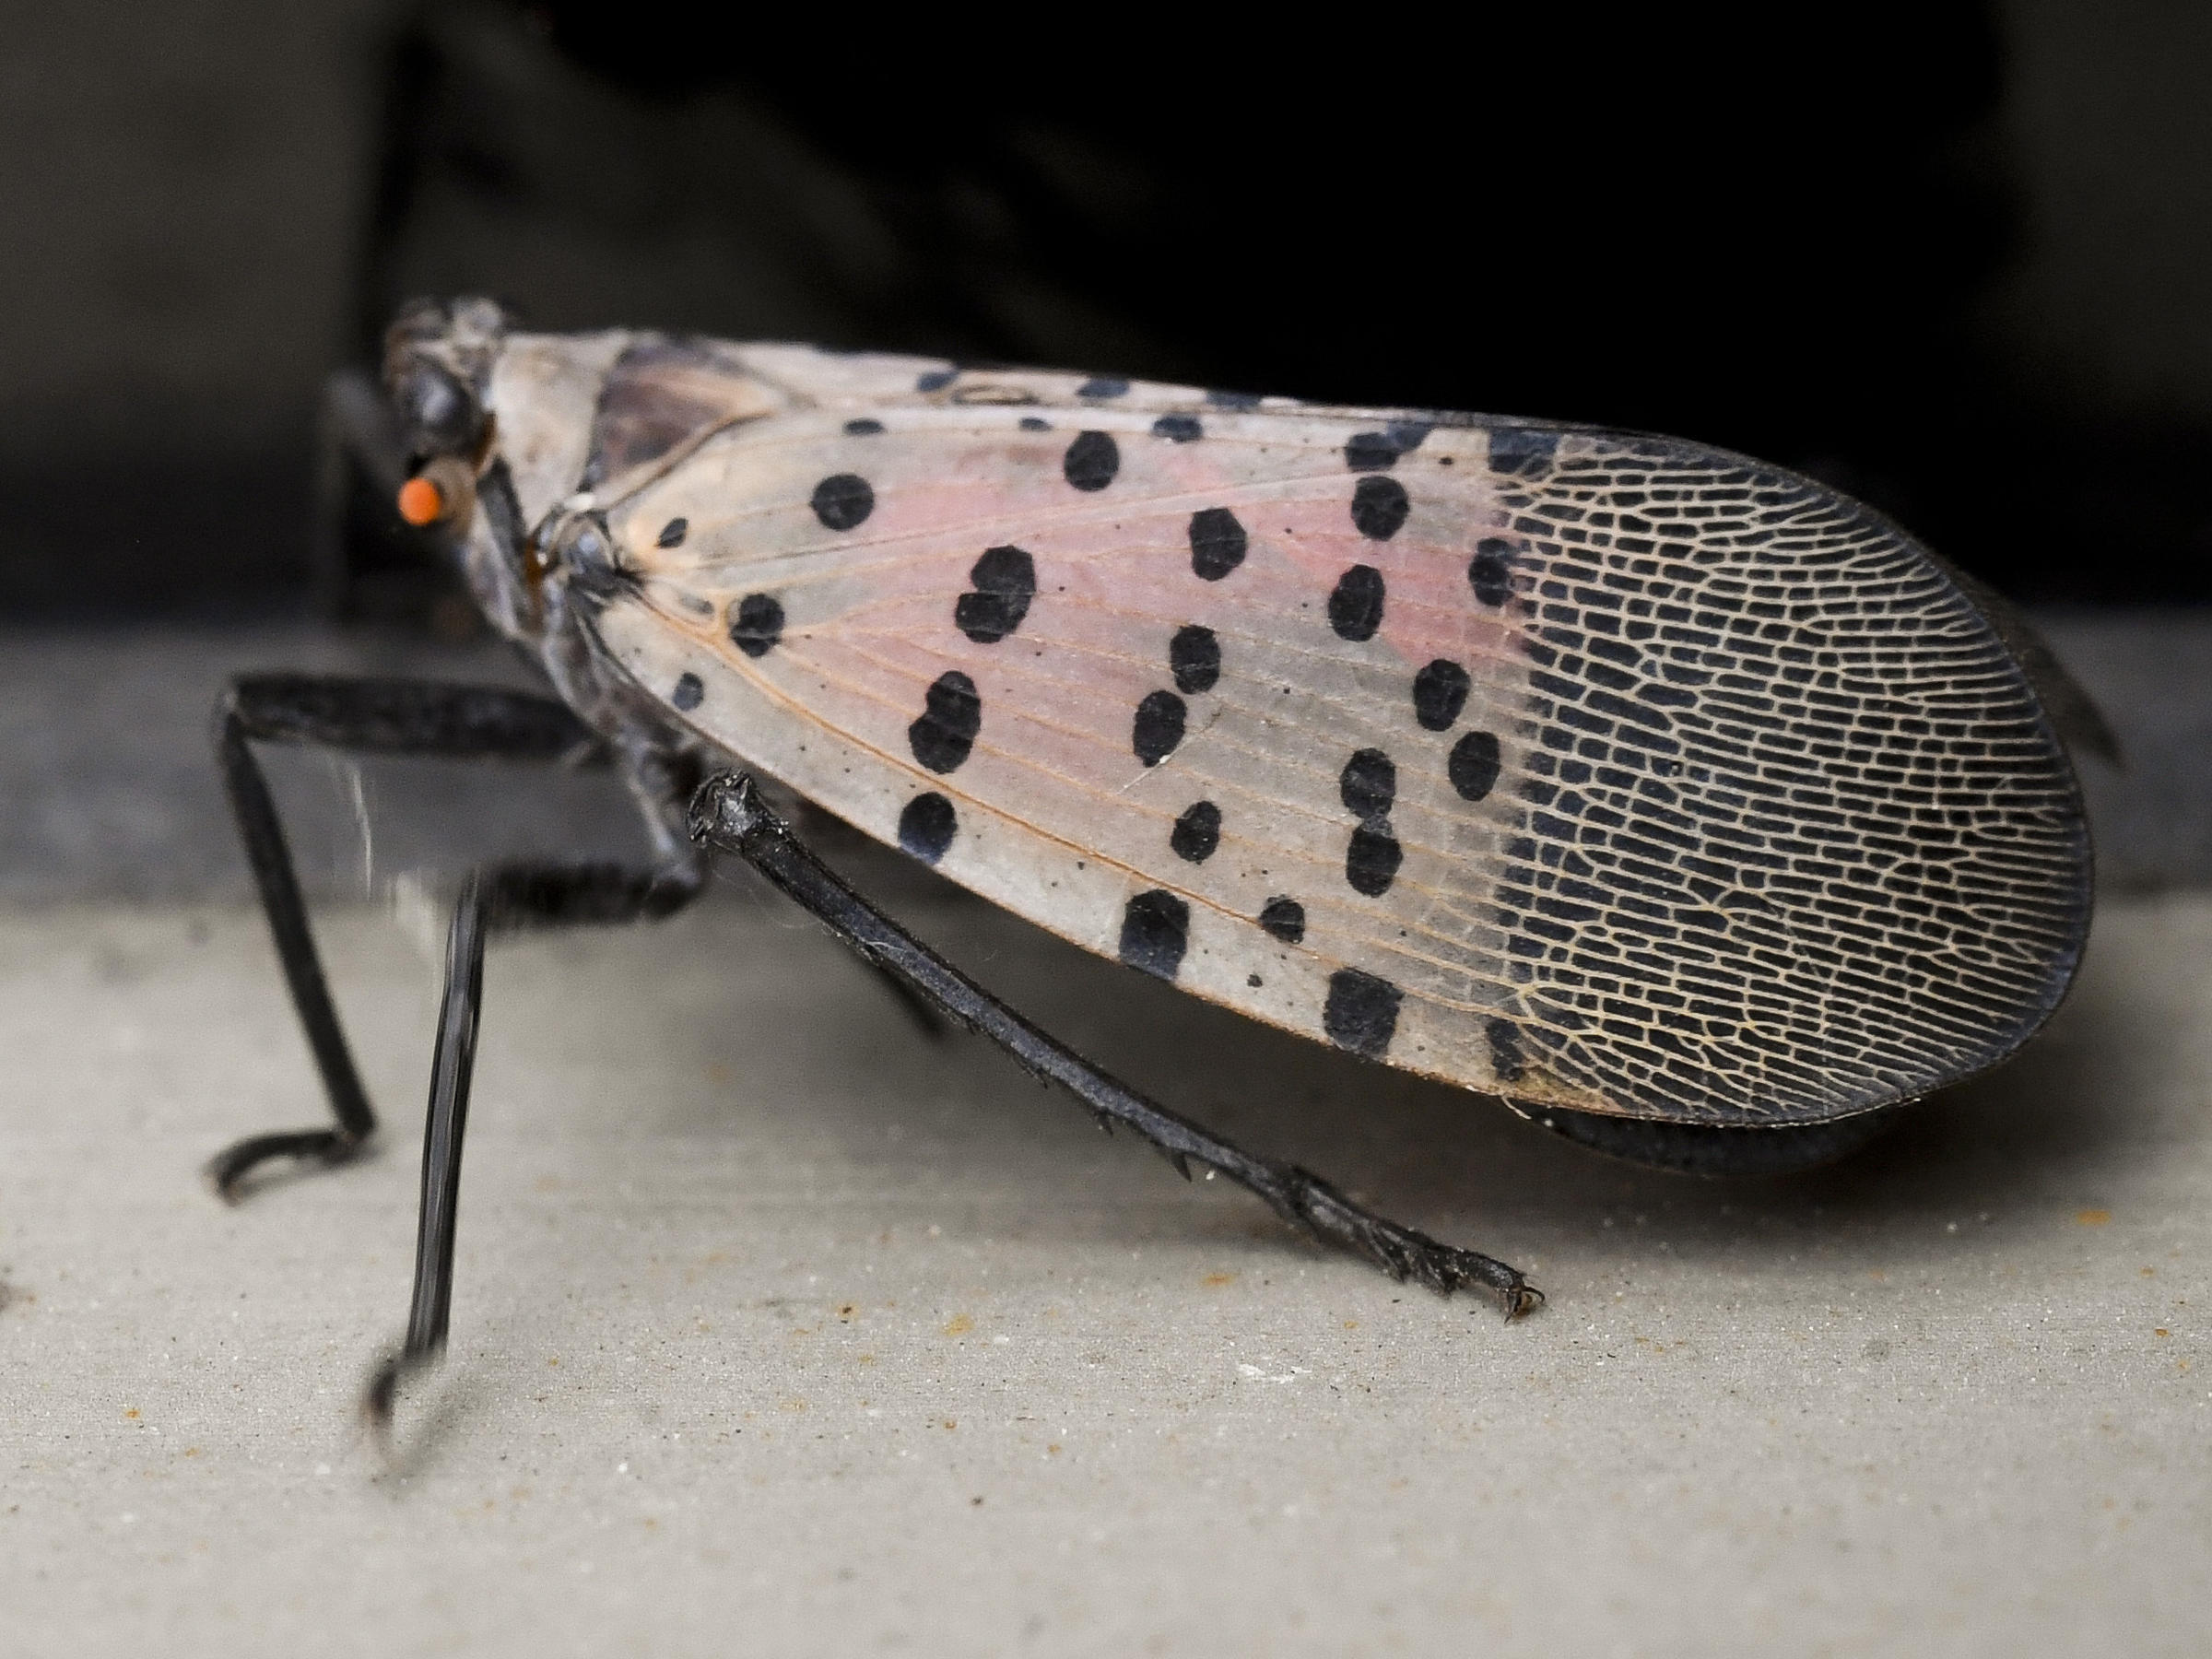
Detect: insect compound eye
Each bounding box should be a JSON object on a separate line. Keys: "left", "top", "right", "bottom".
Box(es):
{"left": 397, "top": 360, "right": 481, "bottom": 454}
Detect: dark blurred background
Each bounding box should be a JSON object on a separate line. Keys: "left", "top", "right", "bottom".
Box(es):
{"left": 7, "top": 0, "right": 2212, "bottom": 624}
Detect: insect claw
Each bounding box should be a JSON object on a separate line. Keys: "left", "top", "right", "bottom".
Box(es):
{"left": 203, "top": 1127, "right": 369, "bottom": 1203}
{"left": 362, "top": 1351, "right": 406, "bottom": 1452}
{"left": 362, "top": 1343, "right": 441, "bottom": 1457}
{"left": 1501, "top": 1283, "right": 1543, "bottom": 1321}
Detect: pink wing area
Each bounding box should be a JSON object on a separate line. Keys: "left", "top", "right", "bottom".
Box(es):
{"left": 571, "top": 347, "right": 2089, "bottom": 1125}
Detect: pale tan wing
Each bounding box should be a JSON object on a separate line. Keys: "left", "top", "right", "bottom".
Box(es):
{"left": 576, "top": 350, "right": 2089, "bottom": 1125}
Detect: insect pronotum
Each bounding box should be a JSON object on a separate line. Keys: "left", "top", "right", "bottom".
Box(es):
{"left": 212, "top": 298, "right": 2097, "bottom": 1432}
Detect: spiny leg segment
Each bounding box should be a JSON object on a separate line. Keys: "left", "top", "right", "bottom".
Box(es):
{"left": 689, "top": 772, "right": 1541, "bottom": 1318}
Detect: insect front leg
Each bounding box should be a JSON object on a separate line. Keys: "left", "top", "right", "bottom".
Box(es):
{"left": 364, "top": 870, "right": 487, "bottom": 1432}
{"left": 208, "top": 673, "right": 628, "bottom": 1197}
{"left": 688, "top": 772, "right": 1541, "bottom": 1320}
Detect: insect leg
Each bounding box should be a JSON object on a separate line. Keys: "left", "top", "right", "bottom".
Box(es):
{"left": 362, "top": 858, "right": 698, "bottom": 1434}
{"left": 364, "top": 871, "right": 486, "bottom": 1433}
{"left": 207, "top": 674, "right": 614, "bottom": 1198}
{"left": 689, "top": 773, "right": 1539, "bottom": 1318}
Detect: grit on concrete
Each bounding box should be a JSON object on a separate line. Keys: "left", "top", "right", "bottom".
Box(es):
{"left": 0, "top": 618, "right": 2206, "bottom": 1656}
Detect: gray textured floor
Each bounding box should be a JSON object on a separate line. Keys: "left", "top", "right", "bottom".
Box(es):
{"left": 2, "top": 617, "right": 2208, "bottom": 1655}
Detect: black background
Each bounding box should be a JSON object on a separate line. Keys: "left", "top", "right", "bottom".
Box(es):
{"left": 9, "top": 1, "right": 2211, "bottom": 618}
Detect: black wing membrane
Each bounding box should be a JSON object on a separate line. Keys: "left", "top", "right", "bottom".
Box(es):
{"left": 1479, "top": 427, "right": 2091, "bottom": 1123}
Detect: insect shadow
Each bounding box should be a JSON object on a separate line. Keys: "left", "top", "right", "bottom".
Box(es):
{"left": 364, "top": 1359, "right": 487, "bottom": 1484}
{"left": 837, "top": 865, "right": 2140, "bottom": 1285}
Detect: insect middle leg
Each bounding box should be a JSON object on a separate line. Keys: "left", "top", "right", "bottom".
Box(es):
{"left": 207, "top": 672, "right": 692, "bottom": 1196}
{"left": 689, "top": 772, "right": 1541, "bottom": 1318}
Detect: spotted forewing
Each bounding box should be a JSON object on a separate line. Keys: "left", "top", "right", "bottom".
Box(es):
{"left": 488, "top": 335, "right": 2091, "bottom": 1128}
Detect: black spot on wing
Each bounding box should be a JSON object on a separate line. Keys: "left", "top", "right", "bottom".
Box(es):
{"left": 1327, "top": 565, "right": 1386, "bottom": 641}
{"left": 1340, "top": 745, "right": 1404, "bottom": 898}
{"left": 1324, "top": 970, "right": 1402, "bottom": 1058}
{"left": 843, "top": 418, "right": 885, "bottom": 436}
{"left": 1169, "top": 625, "right": 1220, "bottom": 695}
{"left": 898, "top": 793, "right": 957, "bottom": 865}
{"left": 1018, "top": 416, "right": 1052, "bottom": 432}
{"left": 1350, "top": 476, "right": 1410, "bottom": 541}
{"left": 1345, "top": 432, "right": 1398, "bottom": 472}
{"left": 670, "top": 673, "right": 704, "bottom": 712}
{"left": 1339, "top": 748, "right": 1396, "bottom": 822}
{"left": 1258, "top": 896, "right": 1306, "bottom": 943}
{"left": 916, "top": 368, "right": 958, "bottom": 393}
{"left": 656, "top": 517, "right": 688, "bottom": 548}
{"left": 1133, "top": 690, "right": 1186, "bottom": 766}
{"left": 908, "top": 672, "right": 982, "bottom": 773}
{"left": 1412, "top": 659, "right": 1471, "bottom": 730}
{"left": 1345, "top": 826, "right": 1402, "bottom": 896}
{"left": 728, "top": 593, "right": 784, "bottom": 658}
{"left": 955, "top": 545, "right": 1037, "bottom": 643}
{"left": 1346, "top": 422, "right": 1432, "bottom": 473}
{"left": 1078, "top": 376, "right": 1130, "bottom": 399}
{"left": 1152, "top": 414, "right": 1203, "bottom": 442}
{"left": 1448, "top": 730, "right": 1501, "bottom": 801}
{"left": 1119, "top": 889, "right": 1189, "bottom": 980}
{"left": 1206, "top": 388, "right": 1262, "bottom": 409}
{"left": 811, "top": 473, "right": 875, "bottom": 531}
{"left": 1064, "top": 430, "right": 1120, "bottom": 491}
{"left": 1189, "top": 508, "right": 1247, "bottom": 581}
{"left": 1469, "top": 538, "right": 1516, "bottom": 606}
{"left": 1171, "top": 801, "right": 1221, "bottom": 863}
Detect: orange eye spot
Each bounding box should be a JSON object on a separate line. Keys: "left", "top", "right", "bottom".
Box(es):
{"left": 396, "top": 476, "right": 445, "bottom": 526}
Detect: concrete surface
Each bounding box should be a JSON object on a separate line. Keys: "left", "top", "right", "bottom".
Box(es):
{"left": 2, "top": 884, "right": 2206, "bottom": 1655}
{"left": 2, "top": 614, "right": 2208, "bottom": 1655}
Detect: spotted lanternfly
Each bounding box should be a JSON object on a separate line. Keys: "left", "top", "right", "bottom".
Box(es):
{"left": 211, "top": 298, "right": 2100, "bottom": 1432}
